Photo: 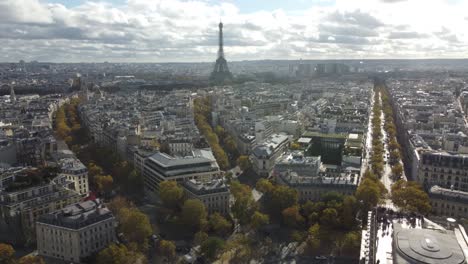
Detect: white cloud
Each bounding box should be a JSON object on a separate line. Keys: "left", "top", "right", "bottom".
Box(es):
{"left": 0, "top": 0, "right": 467, "bottom": 62}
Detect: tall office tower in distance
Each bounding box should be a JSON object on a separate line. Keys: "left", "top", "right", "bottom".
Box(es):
{"left": 210, "top": 22, "right": 233, "bottom": 84}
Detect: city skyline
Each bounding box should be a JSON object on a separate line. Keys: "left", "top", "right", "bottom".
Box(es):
{"left": 0, "top": 0, "right": 468, "bottom": 62}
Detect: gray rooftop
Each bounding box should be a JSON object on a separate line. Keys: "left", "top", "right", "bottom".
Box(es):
{"left": 37, "top": 199, "right": 114, "bottom": 230}
{"left": 394, "top": 223, "right": 466, "bottom": 264}
{"left": 429, "top": 185, "right": 468, "bottom": 203}
{"left": 148, "top": 149, "right": 217, "bottom": 168}
{"left": 182, "top": 179, "right": 229, "bottom": 195}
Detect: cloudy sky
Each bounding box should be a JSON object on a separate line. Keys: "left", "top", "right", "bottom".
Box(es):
{"left": 1, "top": 0, "right": 467, "bottom": 62}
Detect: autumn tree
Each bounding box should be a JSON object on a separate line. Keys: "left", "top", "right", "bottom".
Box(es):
{"left": 339, "top": 231, "right": 361, "bottom": 257}
{"left": 391, "top": 163, "right": 403, "bottom": 180}
{"left": 212, "top": 144, "right": 229, "bottom": 170}
{"left": 181, "top": 199, "right": 207, "bottom": 231}
{"left": 290, "top": 142, "right": 301, "bottom": 150}
{"left": 306, "top": 223, "right": 321, "bottom": 252}
{"left": 108, "top": 196, "right": 134, "bottom": 219}
{"left": 95, "top": 174, "right": 113, "bottom": 194}
{"left": 282, "top": 206, "right": 305, "bottom": 228}
{"left": 341, "top": 195, "right": 358, "bottom": 230}
{"left": 118, "top": 208, "right": 153, "bottom": 251}
{"left": 355, "top": 178, "right": 381, "bottom": 213}
{"left": 156, "top": 240, "right": 176, "bottom": 261}
{"left": 159, "top": 180, "right": 185, "bottom": 210}
{"left": 255, "top": 178, "right": 273, "bottom": 193}
{"left": 391, "top": 180, "right": 431, "bottom": 215}
{"left": 194, "top": 231, "right": 209, "bottom": 245}
{"left": 250, "top": 211, "right": 269, "bottom": 230}
{"left": 96, "top": 243, "right": 146, "bottom": 264}
{"left": 18, "top": 256, "right": 45, "bottom": 264}
{"left": 320, "top": 208, "right": 339, "bottom": 228}
{"left": 88, "top": 162, "right": 104, "bottom": 177}
{"left": 230, "top": 181, "right": 257, "bottom": 225}
{"left": 263, "top": 185, "right": 298, "bottom": 218}
{"left": 0, "top": 243, "right": 15, "bottom": 264}
{"left": 236, "top": 155, "right": 251, "bottom": 171}
{"left": 225, "top": 234, "right": 255, "bottom": 263}
{"left": 209, "top": 213, "right": 231, "bottom": 237}
{"left": 201, "top": 237, "right": 225, "bottom": 261}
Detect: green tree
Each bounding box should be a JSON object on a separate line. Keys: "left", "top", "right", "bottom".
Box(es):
{"left": 209, "top": 213, "right": 231, "bottom": 236}
{"left": 201, "top": 237, "right": 226, "bottom": 261}
{"left": 250, "top": 211, "right": 269, "bottom": 230}
{"left": 391, "top": 180, "right": 431, "bottom": 215}
{"left": 96, "top": 243, "right": 146, "bottom": 264}
{"left": 0, "top": 243, "right": 15, "bottom": 264}
{"left": 159, "top": 181, "right": 184, "bottom": 209}
{"left": 181, "top": 199, "right": 207, "bottom": 231}
{"left": 341, "top": 196, "right": 358, "bottom": 230}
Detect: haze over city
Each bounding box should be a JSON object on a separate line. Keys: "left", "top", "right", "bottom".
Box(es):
{"left": 1, "top": 0, "right": 468, "bottom": 62}
{"left": 3, "top": 1, "right": 468, "bottom": 264}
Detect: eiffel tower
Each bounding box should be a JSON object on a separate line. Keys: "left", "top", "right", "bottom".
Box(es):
{"left": 210, "top": 22, "right": 233, "bottom": 84}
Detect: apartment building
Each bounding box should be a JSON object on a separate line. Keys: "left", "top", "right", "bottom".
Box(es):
{"left": 418, "top": 151, "right": 468, "bottom": 192}
{"left": 0, "top": 175, "right": 82, "bottom": 244}
{"left": 429, "top": 185, "right": 468, "bottom": 219}
{"left": 182, "top": 179, "right": 230, "bottom": 215}
{"left": 36, "top": 199, "right": 116, "bottom": 263}
{"left": 251, "top": 133, "right": 291, "bottom": 177}
{"left": 58, "top": 158, "right": 89, "bottom": 195}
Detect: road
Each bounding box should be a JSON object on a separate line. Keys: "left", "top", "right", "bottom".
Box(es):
{"left": 361, "top": 89, "right": 375, "bottom": 177}
{"left": 380, "top": 111, "right": 392, "bottom": 192}
{"left": 363, "top": 89, "right": 406, "bottom": 200}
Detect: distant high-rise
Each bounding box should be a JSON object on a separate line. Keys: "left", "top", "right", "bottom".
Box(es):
{"left": 210, "top": 22, "right": 233, "bottom": 84}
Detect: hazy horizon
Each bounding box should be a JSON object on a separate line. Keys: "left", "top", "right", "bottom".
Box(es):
{"left": 1, "top": 0, "right": 468, "bottom": 63}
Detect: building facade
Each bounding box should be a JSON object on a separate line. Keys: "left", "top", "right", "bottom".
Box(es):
{"left": 182, "top": 179, "right": 230, "bottom": 215}
{"left": 429, "top": 185, "right": 468, "bottom": 219}
{"left": 251, "top": 133, "right": 291, "bottom": 177}
{"left": 58, "top": 158, "right": 89, "bottom": 195}
{"left": 418, "top": 151, "right": 468, "bottom": 192}
{"left": 0, "top": 175, "right": 82, "bottom": 244}
{"left": 36, "top": 200, "right": 116, "bottom": 263}
{"left": 143, "top": 149, "right": 221, "bottom": 194}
